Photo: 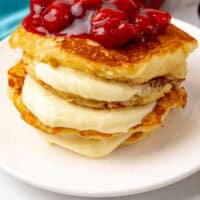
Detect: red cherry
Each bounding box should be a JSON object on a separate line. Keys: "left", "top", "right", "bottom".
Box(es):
{"left": 41, "top": 0, "right": 74, "bottom": 33}
{"left": 23, "top": 15, "right": 40, "bottom": 32}
{"left": 145, "top": 9, "right": 171, "bottom": 32}
{"left": 112, "top": 0, "right": 138, "bottom": 16}
{"left": 91, "top": 8, "right": 135, "bottom": 48}
{"left": 23, "top": 14, "right": 49, "bottom": 35}
{"left": 91, "top": 22, "right": 136, "bottom": 48}
{"left": 75, "top": 0, "right": 103, "bottom": 9}
{"left": 140, "top": 0, "right": 164, "bottom": 8}
{"left": 133, "top": 0, "right": 146, "bottom": 8}
{"left": 134, "top": 15, "right": 157, "bottom": 36}
{"left": 30, "top": 0, "right": 53, "bottom": 14}
{"left": 92, "top": 8, "right": 128, "bottom": 26}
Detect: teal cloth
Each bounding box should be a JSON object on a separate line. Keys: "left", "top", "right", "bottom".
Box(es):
{"left": 0, "top": 0, "right": 29, "bottom": 40}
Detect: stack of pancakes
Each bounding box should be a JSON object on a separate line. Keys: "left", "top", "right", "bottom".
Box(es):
{"left": 8, "top": 24, "right": 197, "bottom": 157}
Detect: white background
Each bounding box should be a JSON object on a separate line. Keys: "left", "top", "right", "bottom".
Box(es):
{"left": 1, "top": 1, "right": 200, "bottom": 199}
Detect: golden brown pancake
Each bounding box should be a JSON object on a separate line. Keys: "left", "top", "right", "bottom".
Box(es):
{"left": 8, "top": 19, "right": 196, "bottom": 157}
{"left": 8, "top": 62, "right": 187, "bottom": 157}
{"left": 9, "top": 25, "right": 197, "bottom": 84}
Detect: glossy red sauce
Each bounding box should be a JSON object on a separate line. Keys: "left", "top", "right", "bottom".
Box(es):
{"left": 23, "top": 0, "right": 171, "bottom": 48}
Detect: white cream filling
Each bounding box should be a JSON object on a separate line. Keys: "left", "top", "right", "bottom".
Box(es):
{"left": 22, "top": 76, "right": 156, "bottom": 134}
{"left": 34, "top": 61, "right": 150, "bottom": 102}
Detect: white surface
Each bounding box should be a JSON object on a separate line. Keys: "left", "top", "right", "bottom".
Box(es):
{"left": 0, "top": 170, "right": 200, "bottom": 200}
{"left": 0, "top": 19, "right": 200, "bottom": 198}
{"left": 0, "top": 5, "right": 200, "bottom": 199}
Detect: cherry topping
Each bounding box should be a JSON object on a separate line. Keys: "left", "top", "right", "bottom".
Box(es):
{"left": 112, "top": 0, "right": 138, "bottom": 16}
{"left": 41, "top": 0, "right": 73, "bottom": 33}
{"left": 145, "top": 9, "right": 171, "bottom": 33}
{"left": 30, "top": 0, "right": 53, "bottom": 14}
{"left": 23, "top": 0, "right": 171, "bottom": 49}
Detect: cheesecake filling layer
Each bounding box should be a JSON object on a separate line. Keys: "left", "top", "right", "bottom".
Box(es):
{"left": 34, "top": 61, "right": 172, "bottom": 102}
{"left": 22, "top": 76, "right": 156, "bottom": 134}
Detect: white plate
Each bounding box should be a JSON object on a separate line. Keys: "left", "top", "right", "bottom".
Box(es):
{"left": 0, "top": 19, "right": 200, "bottom": 197}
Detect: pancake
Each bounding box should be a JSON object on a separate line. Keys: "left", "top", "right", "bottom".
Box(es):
{"left": 23, "top": 58, "right": 181, "bottom": 108}
{"left": 9, "top": 24, "right": 197, "bottom": 84}
{"left": 8, "top": 62, "right": 187, "bottom": 157}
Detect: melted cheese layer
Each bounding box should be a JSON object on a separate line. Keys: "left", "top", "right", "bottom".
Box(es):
{"left": 35, "top": 61, "right": 150, "bottom": 102}
{"left": 22, "top": 76, "right": 155, "bottom": 134}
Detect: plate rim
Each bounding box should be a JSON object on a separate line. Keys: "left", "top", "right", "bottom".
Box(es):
{"left": 0, "top": 18, "right": 200, "bottom": 197}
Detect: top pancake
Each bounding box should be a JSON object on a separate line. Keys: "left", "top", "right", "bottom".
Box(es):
{"left": 9, "top": 24, "right": 197, "bottom": 84}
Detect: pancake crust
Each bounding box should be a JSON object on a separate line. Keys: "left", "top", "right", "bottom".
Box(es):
{"left": 9, "top": 25, "right": 197, "bottom": 84}
{"left": 8, "top": 62, "right": 187, "bottom": 141}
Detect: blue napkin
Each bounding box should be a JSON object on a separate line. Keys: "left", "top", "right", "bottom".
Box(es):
{"left": 0, "top": 0, "right": 29, "bottom": 40}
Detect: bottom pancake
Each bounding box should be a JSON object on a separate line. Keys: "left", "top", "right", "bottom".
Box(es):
{"left": 8, "top": 62, "right": 187, "bottom": 157}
